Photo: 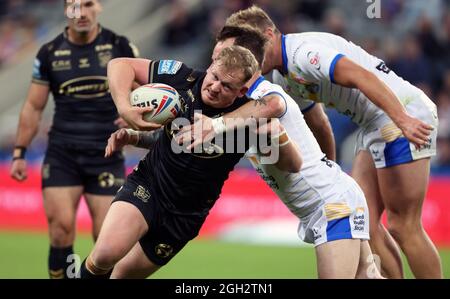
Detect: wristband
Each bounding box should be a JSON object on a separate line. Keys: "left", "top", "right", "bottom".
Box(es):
{"left": 271, "top": 131, "right": 289, "bottom": 147}
{"left": 12, "top": 146, "right": 27, "bottom": 160}
{"left": 278, "top": 137, "right": 291, "bottom": 147}
{"left": 211, "top": 116, "right": 226, "bottom": 135}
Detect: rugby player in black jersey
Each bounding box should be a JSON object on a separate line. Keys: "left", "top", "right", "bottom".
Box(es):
{"left": 78, "top": 45, "right": 302, "bottom": 279}
{"left": 10, "top": 0, "right": 138, "bottom": 279}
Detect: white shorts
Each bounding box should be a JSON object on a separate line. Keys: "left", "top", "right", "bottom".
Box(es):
{"left": 298, "top": 173, "right": 370, "bottom": 246}
{"left": 355, "top": 91, "right": 438, "bottom": 168}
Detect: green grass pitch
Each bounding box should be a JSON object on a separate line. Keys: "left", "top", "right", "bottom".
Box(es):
{"left": 1, "top": 230, "right": 449, "bottom": 278}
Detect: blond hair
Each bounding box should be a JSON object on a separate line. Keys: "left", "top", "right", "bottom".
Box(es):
{"left": 225, "top": 5, "right": 278, "bottom": 33}
{"left": 216, "top": 45, "right": 259, "bottom": 84}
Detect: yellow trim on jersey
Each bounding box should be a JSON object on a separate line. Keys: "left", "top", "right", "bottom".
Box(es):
{"left": 381, "top": 123, "right": 403, "bottom": 143}
{"left": 32, "top": 78, "right": 50, "bottom": 85}
{"left": 325, "top": 203, "right": 352, "bottom": 221}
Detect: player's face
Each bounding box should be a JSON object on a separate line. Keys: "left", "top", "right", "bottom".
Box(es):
{"left": 202, "top": 61, "right": 248, "bottom": 108}
{"left": 66, "top": 0, "right": 101, "bottom": 33}
{"left": 212, "top": 38, "right": 235, "bottom": 61}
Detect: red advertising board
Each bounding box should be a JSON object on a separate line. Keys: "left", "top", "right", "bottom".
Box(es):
{"left": 0, "top": 165, "right": 449, "bottom": 246}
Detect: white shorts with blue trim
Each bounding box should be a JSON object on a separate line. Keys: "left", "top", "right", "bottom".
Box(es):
{"left": 298, "top": 174, "right": 370, "bottom": 246}
{"left": 355, "top": 91, "right": 438, "bottom": 168}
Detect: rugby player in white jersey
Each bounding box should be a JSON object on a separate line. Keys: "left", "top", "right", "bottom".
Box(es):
{"left": 217, "top": 6, "right": 442, "bottom": 279}
{"left": 108, "top": 26, "right": 382, "bottom": 278}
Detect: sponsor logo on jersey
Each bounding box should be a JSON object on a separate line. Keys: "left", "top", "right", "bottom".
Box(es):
{"left": 133, "top": 185, "right": 151, "bottom": 202}
{"left": 312, "top": 227, "right": 322, "bottom": 241}
{"left": 95, "top": 44, "right": 113, "bottom": 52}
{"left": 285, "top": 73, "right": 320, "bottom": 101}
{"left": 54, "top": 49, "right": 71, "bottom": 57}
{"left": 78, "top": 58, "right": 90, "bottom": 69}
{"left": 417, "top": 137, "right": 432, "bottom": 152}
{"left": 155, "top": 244, "right": 174, "bottom": 258}
{"left": 186, "top": 89, "right": 196, "bottom": 103}
{"left": 353, "top": 207, "right": 366, "bottom": 232}
{"left": 33, "top": 59, "right": 42, "bottom": 78}
{"left": 255, "top": 168, "right": 279, "bottom": 190}
{"left": 52, "top": 60, "right": 72, "bottom": 71}
{"left": 98, "top": 172, "right": 115, "bottom": 188}
{"left": 158, "top": 60, "right": 182, "bottom": 75}
{"left": 59, "top": 76, "right": 109, "bottom": 99}
{"left": 307, "top": 51, "right": 321, "bottom": 70}
{"left": 42, "top": 164, "right": 50, "bottom": 180}
{"left": 98, "top": 51, "right": 113, "bottom": 68}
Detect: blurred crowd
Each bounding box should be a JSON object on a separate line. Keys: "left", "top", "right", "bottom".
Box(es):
{"left": 0, "top": 0, "right": 63, "bottom": 68}
{"left": 0, "top": 0, "right": 449, "bottom": 170}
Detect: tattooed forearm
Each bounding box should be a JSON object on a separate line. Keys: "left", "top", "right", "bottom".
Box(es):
{"left": 253, "top": 97, "right": 268, "bottom": 106}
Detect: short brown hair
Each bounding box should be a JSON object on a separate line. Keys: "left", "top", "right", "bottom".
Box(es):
{"left": 216, "top": 45, "right": 259, "bottom": 84}
{"left": 216, "top": 25, "right": 267, "bottom": 68}
{"left": 225, "top": 5, "right": 278, "bottom": 33}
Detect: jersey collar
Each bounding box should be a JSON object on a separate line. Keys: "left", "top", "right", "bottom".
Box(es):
{"left": 246, "top": 76, "right": 266, "bottom": 97}
{"left": 63, "top": 24, "right": 102, "bottom": 44}
{"left": 281, "top": 34, "right": 288, "bottom": 75}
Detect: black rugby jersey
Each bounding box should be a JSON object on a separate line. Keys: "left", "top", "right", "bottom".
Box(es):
{"left": 32, "top": 26, "right": 139, "bottom": 149}
{"left": 142, "top": 60, "right": 250, "bottom": 216}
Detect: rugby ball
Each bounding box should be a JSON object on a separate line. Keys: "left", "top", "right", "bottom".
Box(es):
{"left": 129, "top": 83, "right": 181, "bottom": 124}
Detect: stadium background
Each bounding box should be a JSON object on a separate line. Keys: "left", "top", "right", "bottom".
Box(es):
{"left": 0, "top": 0, "right": 449, "bottom": 278}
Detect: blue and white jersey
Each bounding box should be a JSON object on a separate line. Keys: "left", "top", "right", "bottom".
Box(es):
{"left": 272, "top": 32, "right": 432, "bottom": 127}
{"left": 246, "top": 77, "right": 351, "bottom": 220}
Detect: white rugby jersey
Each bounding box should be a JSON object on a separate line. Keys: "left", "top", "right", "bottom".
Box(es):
{"left": 272, "top": 32, "right": 422, "bottom": 127}
{"left": 246, "top": 77, "right": 349, "bottom": 219}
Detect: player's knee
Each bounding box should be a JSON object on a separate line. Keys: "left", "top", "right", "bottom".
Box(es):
{"left": 387, "top": 213, "right": 422, "bottom": 243}
{"left": 48, "top": 219, "right": 75, "bottom": 246}
{"left": 91, "top": 245, "right": 122, "bottom": 269}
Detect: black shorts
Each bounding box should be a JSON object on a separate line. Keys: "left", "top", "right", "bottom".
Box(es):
{"left": 42, "top": 142, "right": 125, "bottom": 195}
{"left": 113, "top": 167, "right": 206, "bottom": 266}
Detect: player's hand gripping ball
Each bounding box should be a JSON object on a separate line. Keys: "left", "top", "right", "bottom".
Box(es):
{"left": 130, "top": 83, "right": 181, "bottom": 124}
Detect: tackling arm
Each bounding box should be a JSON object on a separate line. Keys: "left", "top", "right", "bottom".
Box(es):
{"left": 333, "top": 57, "right": 433, "bottom": 147}
{"left": 176, "top": 93, "right": 286, "bottom": 148}
{"left": 271, "top": 123, "right": 302, "bottom": 173}
{"left": 223, "top": 93, "right": 286, "bottom": 123}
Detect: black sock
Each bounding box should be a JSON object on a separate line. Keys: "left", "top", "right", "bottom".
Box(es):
{"left": 78, "top": 258, "right": 113, "bottom": 279}
{"left": 48, "top": 245, "right": 74, "bottom": 279}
